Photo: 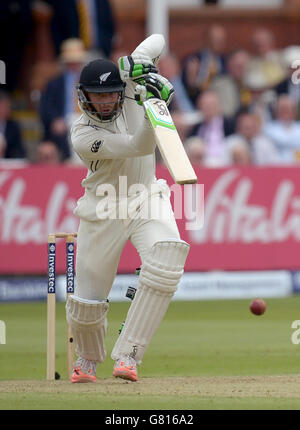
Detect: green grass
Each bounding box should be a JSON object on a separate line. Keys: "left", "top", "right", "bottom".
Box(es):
{"left": 0, "top": 297, "right": 300, "bottom": 409}
{"left": 1, "top": 393, "right": 300, "bottom": 410}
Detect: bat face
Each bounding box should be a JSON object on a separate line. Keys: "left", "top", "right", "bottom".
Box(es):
{"left": 143, "top": 99, "right": 197, "bottom": 185}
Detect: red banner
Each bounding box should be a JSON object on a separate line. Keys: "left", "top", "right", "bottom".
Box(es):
{"left": 1, "top": 163, "right": 300, "bottom": 274}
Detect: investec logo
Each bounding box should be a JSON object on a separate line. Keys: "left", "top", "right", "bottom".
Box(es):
{"left": 0, "top": 320, "right": 6, "bottom": 344}
{"left": 66, "top": 243, "right": 74, "bottom": 293}
{"left": 48, "top": 244, "right": 56, "bottom": 293}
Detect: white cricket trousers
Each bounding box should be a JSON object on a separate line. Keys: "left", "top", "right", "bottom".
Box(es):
{"left": 75, "top": 187, "right": 180, "bottom": 300}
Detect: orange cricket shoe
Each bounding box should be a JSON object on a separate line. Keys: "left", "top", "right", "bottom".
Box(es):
{"left": 71, "top": 357, "right": 97, "bottom": 383}
{"left": 113, "top": 355, "right": 138, "bottom": 382}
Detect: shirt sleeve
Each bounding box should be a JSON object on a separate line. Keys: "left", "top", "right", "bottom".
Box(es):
{"left": 71, "top": 118, "right": 156, "bottom": 161}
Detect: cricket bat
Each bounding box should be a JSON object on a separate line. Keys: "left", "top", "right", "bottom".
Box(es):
{"left": 143, "top": 98, "right": 197, "bottom": 184}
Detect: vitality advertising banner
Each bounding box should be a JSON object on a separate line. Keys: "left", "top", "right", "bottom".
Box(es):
{"left": 0, "top": 163, "right": 300, "bottom": 274}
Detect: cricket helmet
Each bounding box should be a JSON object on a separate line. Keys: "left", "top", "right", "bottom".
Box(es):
{"left": 77, "top": 59, "right": 126, "bottom": 123}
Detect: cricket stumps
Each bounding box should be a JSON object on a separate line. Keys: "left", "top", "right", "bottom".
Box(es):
{"left": 47, "top": 232, "right": 77, "bottom": 381}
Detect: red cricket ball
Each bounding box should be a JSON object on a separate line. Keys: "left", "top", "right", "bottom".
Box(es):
{"left": 250, "top": 298, "right": 266, "bottom": 315}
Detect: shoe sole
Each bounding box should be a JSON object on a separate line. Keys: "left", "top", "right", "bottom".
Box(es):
{"left": 113, "top": 368, "right": 138, "bottom": 382}
{"left": 71, "top": 375, "right": 96, "bottom": 383}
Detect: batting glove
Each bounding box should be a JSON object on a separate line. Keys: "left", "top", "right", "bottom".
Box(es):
{"left": 118, "top": 55, "right": 158, "bottom": 82}
{"left": 135, "top": 73, "right": 174, "bottom": 106}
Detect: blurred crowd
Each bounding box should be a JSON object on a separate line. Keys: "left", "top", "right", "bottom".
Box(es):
{"left": 161, "top": 25, "right": 300, "bottom": 167}
{"left": 1, "top": 2, "right": 300, "bottom": 168}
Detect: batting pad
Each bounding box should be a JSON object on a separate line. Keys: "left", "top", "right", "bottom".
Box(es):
{"left": 111, "top": 240, "right": 190, "bottom": 365}
{"left": 66, "top": 295, "right": 109, "bottom": 362}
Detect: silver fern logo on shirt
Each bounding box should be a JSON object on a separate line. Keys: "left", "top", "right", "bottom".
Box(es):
{"left": 99, "top": 72, "right": 111, "bottom": 84}
{"left": 91, "top": 140, "right": 102, "bottom": 152}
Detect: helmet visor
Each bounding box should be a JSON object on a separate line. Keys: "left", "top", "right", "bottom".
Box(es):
{"left": 83, "top": 84, "right": 125, "bottom": 93}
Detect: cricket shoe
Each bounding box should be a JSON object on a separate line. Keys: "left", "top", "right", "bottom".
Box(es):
{"left": 113, "top": 355, "right": 138, "bottom": 382}
{"left": 71, "top": 357, "right": 97, "bottom": 383}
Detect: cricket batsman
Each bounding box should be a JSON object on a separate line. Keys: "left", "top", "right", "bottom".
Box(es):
{"left": 66, "top": 34, "right": 190, "bottom": 383}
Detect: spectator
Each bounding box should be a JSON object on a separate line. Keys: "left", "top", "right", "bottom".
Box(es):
{"left": 158, "top": 53, "right": 195, "bottom": 113}
{"left": 226, "top": 112, "right": 280, "bottom": 165}
{"left": 0, "top": 1, "right": 32, "bottom": 92}
{"left": 264, "top": 95, "right": 300, "bottom": 163}
{"left": 252, "top": 28, "right": 281, "bottom": 63}
{"left": 185, "top": 136, "right": 206, "bottom": 166}
{"left": 211, "top": 49, "right": 251, "bottom": 118}
{"left": 0, "top": 91, "right": 25, "bottom": 159}
{"left": 39, "top": 38, "right": 86, "bottom": 160}
{"left": 275, "top": 45, "right": 300, "bottom": 119}
{"left": 230, "top": 141, "right": 252, "bottom": 166}
{"left": 45, "top": 0, "right": 79, "bottom": 57}
{"left": 0, "top": 133, "right": 6, "bottom": 158}
{"left": 201, "top": 24, "right": 227, "bottom": 81}
{"left": 35, "top": 141, "right": 62, "bottom": 164}
{"left": 45, "top": 0, "right": 116, "bottom": 59}
{"left": 181, "top": 54, "right": 202, "bottom": 107}
{"left": 188, "top": 91, "right": 234, "bottom": 166}
{"left": 182, "top": 25, "right": 227, "bottom": 106}
{"left": 248, "top": 28, "right": 286, "bottom": 89}
{"left": 243, "top": 65, "right": 277, "bottom": 125}
{"left": 76, "top": 0, "right": 116, "bottom": 59}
